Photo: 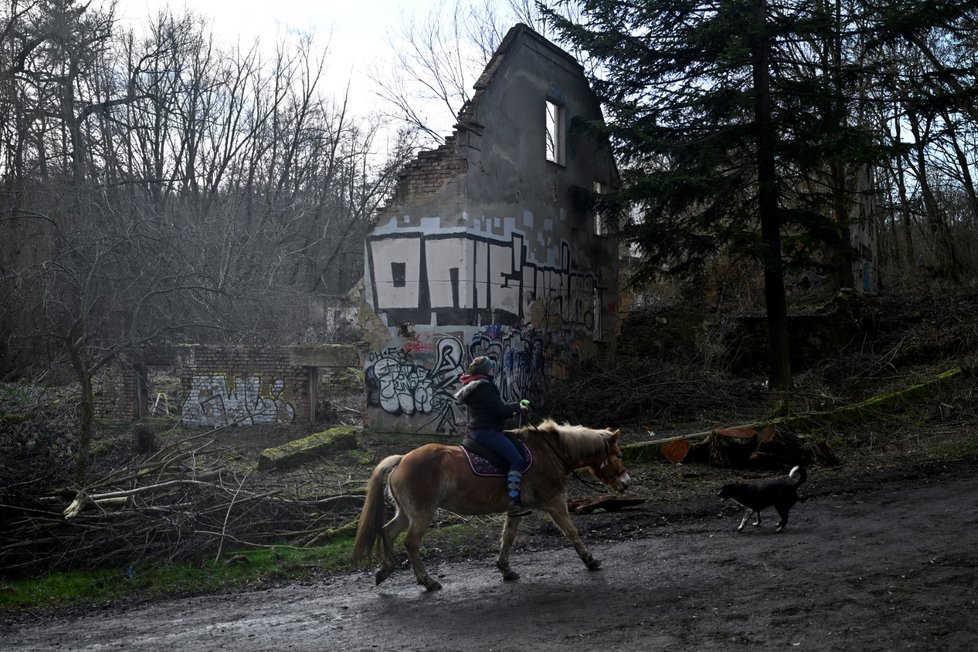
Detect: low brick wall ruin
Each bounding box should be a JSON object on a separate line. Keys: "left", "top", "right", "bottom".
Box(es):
{"left": 93, "top": 344, "right": 361, "bottom": 428}
{"left": 177, "top": 346, "right": 310, "bottom": 428}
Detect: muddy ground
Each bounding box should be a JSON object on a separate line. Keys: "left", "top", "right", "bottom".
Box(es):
{"left": 2, "top": 453, "right": 977, "bottom": 651}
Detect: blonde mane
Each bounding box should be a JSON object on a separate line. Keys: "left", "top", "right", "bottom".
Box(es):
{"left": 530, "top": 418, "right": 611, "bottom": 458}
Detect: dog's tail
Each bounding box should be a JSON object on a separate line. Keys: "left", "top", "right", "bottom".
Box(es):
{"left": 788, "top": 465, "right": 807, "bottom": 487}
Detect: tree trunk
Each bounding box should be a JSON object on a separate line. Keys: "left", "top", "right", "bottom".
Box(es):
{"left": 908, "top": 108, "right": 960, "bottom": 282}
{"left": 827, "top": 1, "right": 853, "bottom": 292}
{"left": 752, "top": 0, "right": 792, "bottom": 391}
{"left": 890, "top": 110, "right": 916, "bottom": 267}
{"left": 940, "top": 109, "right": 978, "bottom": 229}
{"left": 74, "top": 368, "right": 95, "bottom": 485}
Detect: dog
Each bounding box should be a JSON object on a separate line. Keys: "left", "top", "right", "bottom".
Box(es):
{"left": 717, "top": 466, "right": 807, "bottom": 532}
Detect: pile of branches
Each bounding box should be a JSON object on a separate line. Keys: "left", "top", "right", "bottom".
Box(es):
{"left": 545, "top": 361, "right": 768, "bottom": 430}
{"left": 0, "top": 433, "right": 363, "bottom": 577}
{"left": 0, "top": 383, "right": 80, "bottom": 499}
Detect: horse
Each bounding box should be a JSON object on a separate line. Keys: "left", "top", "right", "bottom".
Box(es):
{"left": 351, "top": 419, "right": 632, "bottom": 591}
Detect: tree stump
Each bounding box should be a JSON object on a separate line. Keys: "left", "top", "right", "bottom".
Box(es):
{"left": 708, "top": 427, "right": 760, "bottom": 468}
{"left": 748, "top": 427, "right": 811, "bottom": 469}
{"left": 660, "top": 438, "right": 691, "bottom": 463}
{"left": 806, "top": 439, "right": 840, "bottom": 467}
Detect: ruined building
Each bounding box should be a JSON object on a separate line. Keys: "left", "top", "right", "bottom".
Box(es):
{"left": 361, "top": 24, "right": 620, "bottom": 436}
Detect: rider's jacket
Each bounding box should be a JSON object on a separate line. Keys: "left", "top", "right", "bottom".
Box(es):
{"left": 453, "top": 374, "right": 519, "bottom": 432}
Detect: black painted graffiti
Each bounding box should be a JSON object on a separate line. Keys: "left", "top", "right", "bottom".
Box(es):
{"left": 363, "top": 326, "right": 554, "bottom": 433}
{"left": 365, "top": 336, "right": 466, "bottom": 434}
{"left": 468, "top": 325, "right": 546, "bottom": 404}
{"left": 367, "top": 231, "right": 606, "bottom": 330}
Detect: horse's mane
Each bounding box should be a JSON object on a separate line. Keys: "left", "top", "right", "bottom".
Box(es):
{"left": 524, "top": 418, "right": 611, "bottom": 458}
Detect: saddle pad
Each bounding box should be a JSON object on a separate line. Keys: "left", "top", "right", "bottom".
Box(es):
{"left": 460, "top": 440, "right": 533, "bottom": 477}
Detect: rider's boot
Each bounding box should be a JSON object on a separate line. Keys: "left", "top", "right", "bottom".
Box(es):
{"left": 506, "top": 471, "right": 532, "bottom": 517}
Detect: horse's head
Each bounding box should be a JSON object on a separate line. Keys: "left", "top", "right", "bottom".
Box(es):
{"left": 529, "top": 420, "right": 632, "bottom": 492}
{"left": 591, "top": 429, "right": 631, "bottom": 492}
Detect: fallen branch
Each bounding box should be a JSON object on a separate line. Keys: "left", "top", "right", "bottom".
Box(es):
{"left": 624, "top": 365, "right": 968, "bottom": 468}
{"left": 3, "top": 434, "right": 366, "bottom": 575}
{"left": 215, "top": 469, "right": 251, "bottom": 563}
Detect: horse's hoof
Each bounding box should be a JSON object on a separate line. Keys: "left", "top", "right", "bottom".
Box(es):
{"left": 585, "top": 558, "right": 602, "bottom": 571}
{"left": 502, "top": 570, "right": 520, "bottom": 581}
{"left": 375, "top": 568, "right": 393, "bottom": 585}
{"left": 423, "top": 579, "right": 442, "bottom": 591}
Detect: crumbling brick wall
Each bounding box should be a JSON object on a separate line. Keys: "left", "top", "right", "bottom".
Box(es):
{"left": 177, "top": 345, "right": 310, "bottom": 428}
{"left": 93, "top": 358, "right": 144, "bottom": 424}
{"left": 388, "top": 136, "right": 467, "bottom": 205}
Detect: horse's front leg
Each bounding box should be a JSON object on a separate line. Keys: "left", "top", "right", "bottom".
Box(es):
{"left": 495, "top": 514, "right": 524, "bottom": 581}
{"left": 544, "top": 501, "right": 601, "bottom": 570}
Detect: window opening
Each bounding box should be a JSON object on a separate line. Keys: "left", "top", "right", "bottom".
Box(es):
{"left": 593, "top": 181, "right": 605, "bottom": 235}
{"left": 546, "top": 99, "right": 565, "bottom": 165}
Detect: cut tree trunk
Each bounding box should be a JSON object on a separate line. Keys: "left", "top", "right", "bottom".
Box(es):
{"left": 621, "top": 364, "right": 966, "bottom": 470}
{"left": 709, "top": 426, "right": 768, "bottom": 468}
{"left": 624, "top": 425, "right": 823, "bottom": 470}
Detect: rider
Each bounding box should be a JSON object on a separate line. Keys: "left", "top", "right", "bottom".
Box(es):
{"left": 453, "top": 356, "right": 532, "bottom": 517}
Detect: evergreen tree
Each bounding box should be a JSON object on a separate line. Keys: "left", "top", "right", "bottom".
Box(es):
{"left": 544, "top": 0, "right": 977, "bottom": 391}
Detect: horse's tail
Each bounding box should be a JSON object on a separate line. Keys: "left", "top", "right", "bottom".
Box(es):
{"left": 351, "top": 454, "right": 402, "bottom": 565}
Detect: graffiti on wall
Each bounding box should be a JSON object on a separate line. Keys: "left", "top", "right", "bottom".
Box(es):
{"left": 365, "top": 336, "right": 466, "bottom": 434}
{"left": 468, "top": 325, "right": 546, "bottom": 404}
{"left": 181, "top": 375, "right": 296, "bottom": 427}
{"left": 365, "top": 326, "right": 557, "bottom": 432}
{"left": 366, "top": 231, "right": 606, "bottom": 332}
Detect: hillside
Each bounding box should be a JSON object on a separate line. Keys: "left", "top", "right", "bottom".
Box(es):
{"left": 1, "top": 286, "right": 976, "bottom": 580}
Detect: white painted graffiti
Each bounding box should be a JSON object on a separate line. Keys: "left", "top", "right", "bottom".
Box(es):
{"left": 365, "top": 328, "right": 551, "bottom": 432}
{"left": 365, "top": 336, "right": 466, "bottom": 434}
{"left": 367, "top": 231, "right": 605, "bottom": 330}
{"left": 181, "top": 375, "right": 296, "bottom": 427}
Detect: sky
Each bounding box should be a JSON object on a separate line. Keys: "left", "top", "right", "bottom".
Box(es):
{"left": 109, "top": 0, "right": 448, "bottom": 121}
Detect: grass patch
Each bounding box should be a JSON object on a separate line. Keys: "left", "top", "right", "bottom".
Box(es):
{"left": 0, "top": 517, "right": 506, "bottom": 615}
{"left": 341, "top": 448, "right": 375, "bottom": 465}
{"left": 0, "top": 537, "right": 358, "bottom": 614}
{"left": 929, "top": 440, "right": 978, "bottom": 460}
{"left": 0, "top": 383, "right": 34, "bottom": 407}
{"left": 419, "top": 514, "right": 515, "bottom": 558}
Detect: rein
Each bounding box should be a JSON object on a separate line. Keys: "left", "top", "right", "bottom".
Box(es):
{"left": 521, "top": 409, "right": 612, "bottom": 493}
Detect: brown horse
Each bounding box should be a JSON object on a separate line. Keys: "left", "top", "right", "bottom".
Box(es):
{"left": 351, "top": 419, "right": 631, "bottom": 591}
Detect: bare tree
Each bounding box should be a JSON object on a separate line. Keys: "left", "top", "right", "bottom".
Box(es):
{"left": 0, "top": 1, "right": 409, "bottom": 480}
{"left": 874, "top": 17, "right": 978, "bottom": 285}
{"left": 371, "top": 0, "right": 585, "bottom": 147}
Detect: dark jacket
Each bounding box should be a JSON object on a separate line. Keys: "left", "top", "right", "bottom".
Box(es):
{"left": 453, "top": 375, "right": 519, "bottom": 432}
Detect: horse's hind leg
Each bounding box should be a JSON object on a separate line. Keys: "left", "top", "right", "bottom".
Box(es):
{"left": 545, "top": 503, "right": 602, "bottom": 570}
{"left": 403, "top": 514, "right": 441, "bottom": 591}
{"left": 374, "top": 510, "right": 408, "bottom": 586}
{"left": 495, "top": 515, "right": 523, "bottom": 581}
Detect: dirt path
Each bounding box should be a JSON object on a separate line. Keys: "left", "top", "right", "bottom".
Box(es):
{"left": 3, "top": 462, "right": 978, "bottom": 651}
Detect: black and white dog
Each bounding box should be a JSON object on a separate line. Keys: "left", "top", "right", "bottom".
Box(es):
{"left": 717, "top": 466, "right": 807, "bottom": 532}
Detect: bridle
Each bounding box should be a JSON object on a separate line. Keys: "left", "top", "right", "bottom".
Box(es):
{"left": 520, "top": 409, "right": 619, "bottom": 492}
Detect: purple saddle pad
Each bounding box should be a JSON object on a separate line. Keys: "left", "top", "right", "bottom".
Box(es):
{"left": 460, "top": 440, "right": 533, "bottom": 477}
